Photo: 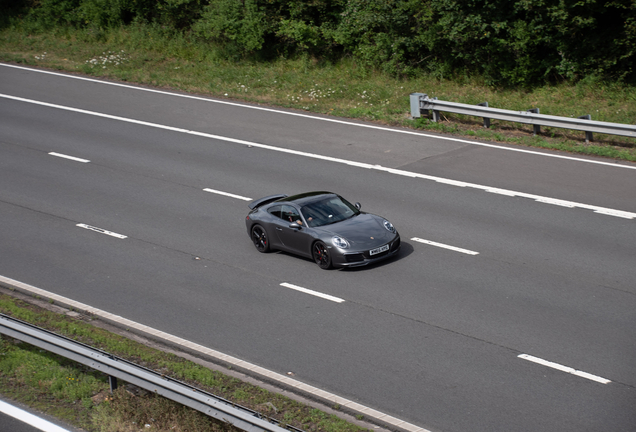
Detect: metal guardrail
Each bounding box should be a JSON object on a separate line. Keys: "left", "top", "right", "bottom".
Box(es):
{"left": 410, "top": 93, "right": 636, "bottom": 143}
{"left": 0, "top": 314, "right": 298, "bottom": 432}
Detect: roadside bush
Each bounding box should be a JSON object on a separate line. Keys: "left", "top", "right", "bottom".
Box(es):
{"left": 193, "top": 0, "right": 270, "bottom": 56}
{"left": 417, "top": 0, "right": 636, "bottom": 86}
{"left": 192, "top": 0, "right": 345, "bottom": 59}
{"left": 19, "top": 0, "right": 204, "bottom": 32}
{"left": 9, "top": 0, "right": 636, "bottom": 86}
{"left": 332, "top": 0, "right": 422, "bottom": 76}
{"left": 0, "top": 0, "right": 32, "bottom": 30}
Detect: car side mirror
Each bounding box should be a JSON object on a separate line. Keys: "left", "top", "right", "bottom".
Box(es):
{"left": 289, "top": 222, "right": 301, "bottom": 230}
{"left": 355, "top": 202, "right": 361, "bottom": 210}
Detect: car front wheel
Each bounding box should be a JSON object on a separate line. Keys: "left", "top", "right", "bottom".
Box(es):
{"left": 251, "top": 225, "right": 270, "bottom": 253}
{"left": 312, "top": 241, "right": 332, "bottom": 269}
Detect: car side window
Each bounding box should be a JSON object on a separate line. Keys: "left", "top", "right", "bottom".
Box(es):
{"left": 282, "top": 205, "right": 302, "bottom": 224}
{"left": 268, "top": 205, "right": 282, "bottom": 219}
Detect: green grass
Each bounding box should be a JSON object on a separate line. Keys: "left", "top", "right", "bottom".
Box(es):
{"left": 0, "top": 294, "right": 369, "bottom": 432}
{"left": 1, "top": 23, "right": 635, "bottom": 161}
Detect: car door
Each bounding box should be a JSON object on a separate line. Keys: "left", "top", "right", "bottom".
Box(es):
{"left": 273, "top": 205, "right": 314, "bottom": 257}
{"left": 265, "top": 205, "right": 285, "bottom": 250}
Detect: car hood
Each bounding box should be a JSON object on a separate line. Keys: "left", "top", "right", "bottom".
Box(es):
{"left": 317, "top": 213, "right": 395, "bottom": 247}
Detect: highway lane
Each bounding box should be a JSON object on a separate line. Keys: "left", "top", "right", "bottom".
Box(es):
{"left": 3, "top": 195, "right": 634, "bottom": 432}
{"left": 2, "top": 62, "right": 635, "bottom": 212}
{"left": 2, "top": 92, "right": 635, "bottom": 430}
{"left": 1, "top": 65, "right": 636, "bottom": 431}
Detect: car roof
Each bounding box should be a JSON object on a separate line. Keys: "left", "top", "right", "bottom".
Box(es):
{"left": 277, "top": 191, "right": 335, "bottom": 206}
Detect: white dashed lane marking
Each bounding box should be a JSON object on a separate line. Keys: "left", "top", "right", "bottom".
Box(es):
{"left": 48, "top": 152, "right": 90, "bottom": 163}
{"left": 280, "top": 283, "right": 345, "bottom": 303}
{"left": 518, "top": 354, "right": 611, "bottom": 384}
{"left": 203, "top": 188, "right": 252, "bottom": 201}
{"left": 411, "top": 237, "right": 479, "bottom": 255}
{"left": 76, "top": 224, "right": 127, "bottom": 239}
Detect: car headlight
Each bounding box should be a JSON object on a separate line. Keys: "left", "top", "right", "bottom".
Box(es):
{"left": 383, "top": 220, "right": 396, "bottom": 233}
{"left": 332, "top": 236, "right": 349, "bottom": 249}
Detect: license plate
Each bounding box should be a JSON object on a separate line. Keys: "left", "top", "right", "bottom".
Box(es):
{"left": 369, "top": 244, "right": 390, "bottom": 256}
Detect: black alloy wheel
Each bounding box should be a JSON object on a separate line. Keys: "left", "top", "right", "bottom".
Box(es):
{"left": 313, "top": 241, "right": 332, "bottom": 269}
{"left": 251, "top": 225, "right": 270, "bottom": 253}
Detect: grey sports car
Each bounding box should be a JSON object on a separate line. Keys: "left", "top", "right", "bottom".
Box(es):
{"left": 245, "top": 191, "right": 400, "bottom": 269}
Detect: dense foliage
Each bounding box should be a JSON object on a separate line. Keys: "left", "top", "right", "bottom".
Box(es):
{"left": 3, "top": 0, "right": 635, "bottom": 86}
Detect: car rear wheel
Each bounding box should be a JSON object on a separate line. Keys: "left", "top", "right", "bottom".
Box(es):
{"left": 313, "top": 241, "right": 332, "bottom": 269}
{"left": 251, "top": 225, "right": 270, "bottom": 253}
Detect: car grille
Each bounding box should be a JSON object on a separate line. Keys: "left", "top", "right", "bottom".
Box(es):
{"left": 344, "top": 253, "right": 365, "bottom": 263}
{"left": 344, "top": 238, "right": 400, "bottom": 263}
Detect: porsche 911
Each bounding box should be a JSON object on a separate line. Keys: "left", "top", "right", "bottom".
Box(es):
{"left": 245, "top": 191, "right": 400, "bottom": 269}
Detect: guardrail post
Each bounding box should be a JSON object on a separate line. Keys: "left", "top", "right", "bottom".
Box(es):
{"left": 109, "top": 375, "right": 118, "bottom": 393}
{"left": 527, "top": 108, "right": 540, "bottom": 135}
{"left": 578, "top": 114, "right": 593, "bottom": 143}
{"left": 409, "top": 93, "right": 426, "bottom": 118}
{"left": 478, "top": 102, "right": 490, "bottom": 128}
{"left": 431, "top": 97, "right": 440, "bottom": 122}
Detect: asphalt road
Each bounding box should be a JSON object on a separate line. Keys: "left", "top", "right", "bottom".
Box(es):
{"left": 1, "top": 64, "right": 635, "bottom": 432}
{"left": 0, "top": 398, "right": 76, "bottom": 432}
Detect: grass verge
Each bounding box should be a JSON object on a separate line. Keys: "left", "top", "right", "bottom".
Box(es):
{"left": 0, "top": 292, "right": 371, "bottom": 432}
{"left": 1, "top": 24, "right": 635, "bottom": 162}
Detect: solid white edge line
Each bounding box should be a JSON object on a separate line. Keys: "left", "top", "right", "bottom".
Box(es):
{"left": 534, "top": 198, "right": 577, "bottom": 208}
{"left": 410, "top": 238, "right": 479, "bottom": 255}
{"left": 203, "top": 188, "right": 251, "bottom": 201}
{"left": 593, "top": 209, "right": 635, "bottom": 219}
{"left": 280, "top": 282, "right": 345, "bottom": 303}
{"left": 48, "top": 152, "right": 90, "bottom": 163}
{"left": 2, "top": 93, "right": 635, "bottom": 220}
{"left": 518, "top": 354, "right": 611, "bottom": 384}
{"left": 0, "top": 400, "right": 71, "bottom": 432}
{"left": 0, "top": 275, "right": 430, "bottom": 432}
{"left": 76, "top": 223, "right": 127, "bottom": 239}
{"left": 3, "top": 62, "right": 635, "bottom": 172}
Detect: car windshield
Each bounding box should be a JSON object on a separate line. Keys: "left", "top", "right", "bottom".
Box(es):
{"left": 300, "top": 196, "right": 360, "bottom": 227}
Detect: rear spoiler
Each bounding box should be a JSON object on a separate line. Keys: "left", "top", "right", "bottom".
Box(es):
{"left": 248, "top": 194, "right": 287, "bottom": 210}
